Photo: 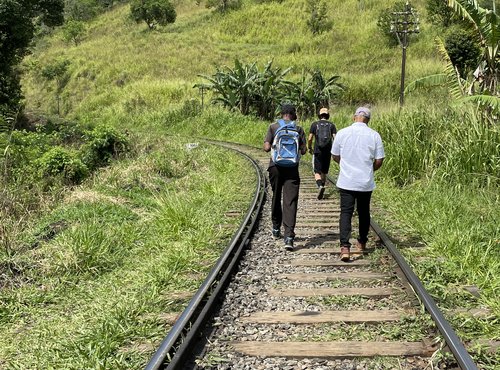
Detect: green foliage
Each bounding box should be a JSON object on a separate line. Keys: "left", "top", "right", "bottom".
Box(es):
{"left": 0, "top": 0, "right": 64, "bottom": 114}
{"left": 305, "top": 0, "right": 333, "bottom": 35}
{"left": 196, "top": 59, "right": 292, "bottom": 120}
{"left": 197, "top": 60, "right": 343, "bottom": 120}
{"left": 40, "top": 59, "right": 71, "bottom": 115}
{"left": 64, "top": 0, "right": 103, "bottom": 21}
{"left": 83, "top": 124, "right": 130, "bottom": 169}
{"left": 445, "top": 27, "right": 481, "bottom": 78}
{"left": 36, "top": 146, "right": 88, "bottom": 184}
{"left": 130, "top": 0, "right": 176, "bottom": 29}
{"left": 62, "top": 20, "right": 86, "bottom": 45}
{"left": 448, "top": 0, "right": 499, "bottom": 95}
{"left": 283, "top": 69, "right": 344, "bottom": 118}
{"left": 377, "top": 1, "right": 412, "bottom": 46}
{"left": 203, "top": 0, "right": 241, "bottom": 13}
{"left": 425, "top": 0, "right": 456, "bottom": 26}
{"left": 374, "top": 107, "right": 500, "bottom": 188}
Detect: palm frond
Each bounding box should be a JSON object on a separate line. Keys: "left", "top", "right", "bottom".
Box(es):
{"left": 405, "top": 74, "right": 449, "bottom": 93}
{"left": 460, "top": 94, "right": 500, "bottom": 113}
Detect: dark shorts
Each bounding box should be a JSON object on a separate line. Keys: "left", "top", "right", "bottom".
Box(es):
{"left": 313, "top": 150, "right": 332, "bottom": 174}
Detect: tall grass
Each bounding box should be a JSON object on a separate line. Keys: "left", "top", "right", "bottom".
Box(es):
{"left": 21, "top": 0, "right": 444, "bottom": 115}
{"left": 0, "top": 137, "right": 255, "bottom": 368}
{"left": 371, "top": 107, "right": 500, "bottom": 188}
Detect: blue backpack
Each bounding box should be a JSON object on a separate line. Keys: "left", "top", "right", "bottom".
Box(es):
{"left": 271, "top": 119, "right": 301, "bottom": 167}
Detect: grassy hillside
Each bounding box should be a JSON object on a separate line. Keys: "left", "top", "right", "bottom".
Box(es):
{"left": 22, "top": 0, "right": 444, "bottom": 119}
{"left": 6, "top": 0, "right": 499, "bottom": 368}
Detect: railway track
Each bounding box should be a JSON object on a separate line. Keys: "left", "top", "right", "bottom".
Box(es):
{"left": 146, "top": 141, "right": 478, "bottom": 370}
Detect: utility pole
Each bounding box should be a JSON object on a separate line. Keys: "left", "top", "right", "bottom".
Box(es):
{"left": 391, "top": 1, "right": 419, "bottom": 107}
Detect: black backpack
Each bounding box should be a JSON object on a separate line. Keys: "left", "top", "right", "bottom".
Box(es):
{"left": 316, "top": 121, "right": 333, "bottom": 148}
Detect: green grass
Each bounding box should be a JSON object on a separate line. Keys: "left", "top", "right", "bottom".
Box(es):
{"left": 0, "top": 137, "right": 256, "bottom": 368}
{"left": 22, "top": 0, "right": 444, "bottom": 116}
{"left": 7, "top": 0, "right": 499, "bottom": 367}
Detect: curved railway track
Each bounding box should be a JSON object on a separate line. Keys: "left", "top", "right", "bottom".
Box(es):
{"left": 146, "top": 141, "right": 478, "bottom": 370}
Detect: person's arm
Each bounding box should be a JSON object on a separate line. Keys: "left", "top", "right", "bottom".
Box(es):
{"left": 331, "top": 132, "right": 340, "bottom": 164}
{"left": 263, "top": 125, "right": 273, "bottom": 152}
{"left": 373, "top": 134, "right": 385, "bottom": 171}
{"left": 373, "top": 158, "right": 384, "bottom": 171}
{"left": 300, "top": 128, "right": 307, "bottom": 155}
{"left": 307, "top": 133, "right": 314, "bottom": 154}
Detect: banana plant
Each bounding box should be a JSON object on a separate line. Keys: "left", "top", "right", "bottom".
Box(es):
{"left": 283, "top": 69, "right": 344, "bottom": 119}
{"left": 406, "top": 1, "right": 499, "bottom": 115}
{"left": 448, "top": 0, "right": 499, "bottom": 94}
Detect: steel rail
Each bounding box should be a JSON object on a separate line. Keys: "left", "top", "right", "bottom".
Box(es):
{"left": 325, "top": 173, "right": 477, "bottom": 370}
{"left": 370, "top": 220, "right": 477, "bottom": 370}
{"left": 145, "top": 144, "right": 266, "bottom": 370}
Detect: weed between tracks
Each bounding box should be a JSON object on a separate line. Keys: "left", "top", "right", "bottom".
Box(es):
{"left": 0, "top": 137, "right": 255, "bottom": 368}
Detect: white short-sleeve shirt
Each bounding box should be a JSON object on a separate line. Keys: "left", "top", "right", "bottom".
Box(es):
{"left": 331, "top": 122, "right": 385, "bottom": 192}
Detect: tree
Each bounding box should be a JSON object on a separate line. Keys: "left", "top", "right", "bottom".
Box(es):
{"left": 62, "top": 20, "right": 86, "bottom": 45}
{"left": 130, "top": 0, "right": 176, "bottom": 30}
{"left": 426, "top": 0, "right": 456, "bottom": 26}
{"left": 306, "top": 0, "right": 333, "bottom": 35}
{"left": 445, "top": 27, "right": 481, "bottom": 77}
{"left": 0, "top": 0, "right": 64, "bottom": 117}
{"left": 41, "top": 59, "right": 71, "bottom": 116}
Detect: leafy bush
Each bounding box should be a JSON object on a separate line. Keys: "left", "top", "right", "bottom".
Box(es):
{"left": 37, "top": 146, "right": 88, "bottom": 184}
{"left": 197, "top": 60, "right": 344, "bottom": 120}
{"left": 62, "top": 20, "right": 86, "bottom": 45}
{"left": 425, "top": 0, "right": 460, "bottom": 27}
{"left": 203, "top": 0, "right": 241, "bottom": 12}
{"left": 445, "top": 27, "right": 481, "bottom": 78}
{"left": 65, "top": 0, "right": 101, "bottom": 20}
{"left": 306, "top": 0, "right": 333, "bottom": 35}
{"left": 130, "top": 0, "right": 176, "bottom": 30}
{"left": 83, "top": 125, "right": 129, "bottom": 169}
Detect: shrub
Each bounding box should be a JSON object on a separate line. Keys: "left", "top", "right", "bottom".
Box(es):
{"left": 425, "top": 0, "right": 456, "bottom": 27}
{"left": 65, "top": 0, "right": 102, "bottom": 21}
{"left": 445, "top": 27, "right": 481, "bottom": 78}
{"left": 83, "top": 125, "right": 129, "bottom": 169}
{"left": 203, "top": 0, "right": 241, "bottom": 12}
{"left": 306, "top": 0, "right": 333, "bottom": 35}
{"left": 130, "top": 0, "right": 176, "bottom": 30}
{"left": 37, "top": 146, "right": 88, "bottom": 184}
{"left": 62, "top": 20, "right": 86, "bottom": 45}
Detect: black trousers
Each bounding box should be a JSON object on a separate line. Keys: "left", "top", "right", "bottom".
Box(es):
{"left": 339, "top": 188, "right": 372, "bottom": 247}
{"left": 268, "top": 165, "right": 300, "bottom": 238}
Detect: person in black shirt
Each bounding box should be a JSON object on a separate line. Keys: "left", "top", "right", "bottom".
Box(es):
{"left": 263, "top": 104, "right": 307, "bottom": 250}
{"left": 307, "top": 107, "right": 337, "bottom": 199}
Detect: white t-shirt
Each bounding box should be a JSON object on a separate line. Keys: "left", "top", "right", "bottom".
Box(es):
{"left": 331, "top": 122, "right": 385, "bottom": 192}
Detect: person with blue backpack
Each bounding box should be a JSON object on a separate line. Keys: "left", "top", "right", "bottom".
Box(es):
{"left": 263, "top": 104, "right": 307, "bottom": 250}
{"left": 307, "top": 107, "right": 337, "bottom": 200}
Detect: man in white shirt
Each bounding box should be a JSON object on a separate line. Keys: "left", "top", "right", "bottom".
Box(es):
{"left": 331, "top": 107, "right": 385, "bottom": 262}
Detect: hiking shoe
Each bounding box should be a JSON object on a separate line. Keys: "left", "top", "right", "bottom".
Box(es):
{"left": 272, "top": 228, "right": 281, "bottom": 239}
{"left": 340, "top": 246, "right": 350, "bottom": 262}
{"left": 317, "top": 186, "right": 326, "bottom": 200}
{"left": 356, "top": 241, "right": 367, "bottom": 251}
{"left": 284, "top": 237, "right": 294, "bottom": 251}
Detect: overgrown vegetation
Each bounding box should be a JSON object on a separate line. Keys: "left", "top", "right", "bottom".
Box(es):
{"left": 196, "top": 59, "right": 343, "bottom": 119}
{"left": 0, "top": 0, "right": 498, "bottom": 368}
{"left": 130, "top": 0, "right": 177, "bottom": 30}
